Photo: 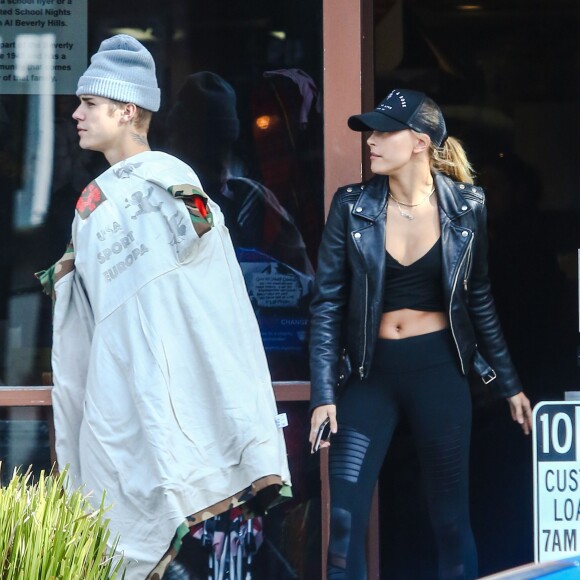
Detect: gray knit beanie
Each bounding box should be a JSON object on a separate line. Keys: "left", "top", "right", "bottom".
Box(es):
{"left": 76, "top": 34, "right": 160, "bottom": 112}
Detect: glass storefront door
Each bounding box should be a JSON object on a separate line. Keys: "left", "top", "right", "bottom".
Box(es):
{"left": 1, "top": 1, "right": 325, "bottom": 576}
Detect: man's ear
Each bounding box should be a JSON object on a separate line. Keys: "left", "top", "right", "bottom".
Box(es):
{"left": 414, "top": 133, "right": 431, "bottom": 154}
{"left": 120, "top": 102, "right": 138, "bottom": 123}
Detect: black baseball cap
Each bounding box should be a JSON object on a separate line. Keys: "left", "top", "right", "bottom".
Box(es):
{"left": 347, "top": 88, "right": 447, "bottom": 147}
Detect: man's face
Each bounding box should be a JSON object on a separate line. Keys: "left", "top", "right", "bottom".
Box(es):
{"left": 72, "top": 95, "right": 123, "bottom": 154}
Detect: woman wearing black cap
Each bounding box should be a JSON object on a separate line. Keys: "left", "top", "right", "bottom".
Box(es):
{"left": 308, "top": 89, "right": 532, "bottom": 579}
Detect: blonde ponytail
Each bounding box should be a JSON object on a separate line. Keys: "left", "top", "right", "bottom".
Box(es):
{"left": 410, "top": 96, "right": 475, "bottom": 184}
{"left": 430, "top": 137, "right": 475, "bottom": 184}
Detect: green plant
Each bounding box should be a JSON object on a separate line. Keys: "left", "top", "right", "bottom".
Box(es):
{"left": 0, "top": 465, "right": 124, "bottom": 579}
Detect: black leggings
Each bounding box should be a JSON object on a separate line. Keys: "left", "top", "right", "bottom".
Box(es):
{"left": 327, "top": 329, "right": 477, "bottom": 580}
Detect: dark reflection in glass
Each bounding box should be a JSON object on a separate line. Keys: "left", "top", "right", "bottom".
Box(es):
{"left": 0, "top": 93, "right": 106, "bottom": 386}
{"left": 166, "top": 70, "right": 321, "bottom": 381}
{"left": 0, "top": 412, "right": 52, "bottom": 486}
{"left": 1, "top": 0, "right": 324, "bottom": 577}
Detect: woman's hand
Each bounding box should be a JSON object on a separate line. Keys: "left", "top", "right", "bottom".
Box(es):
{"left": 309, "top": 404, "right": 337, "bottom": 453}
{"left": 507, "top": 392, "right": 533, "bottom": 435}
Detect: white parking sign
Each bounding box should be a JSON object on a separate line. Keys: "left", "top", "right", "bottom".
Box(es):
{"left": 533, "top": 401, "right": 580, "bottom": 562}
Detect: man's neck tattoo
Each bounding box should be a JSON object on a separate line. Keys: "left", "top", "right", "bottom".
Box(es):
{"left": 130, "top": 132, "right": 148, "bottom": 146}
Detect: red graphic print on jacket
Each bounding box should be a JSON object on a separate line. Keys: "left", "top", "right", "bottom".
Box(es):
{"left": 76, "top": 181, "right": 107, "bottom": 220}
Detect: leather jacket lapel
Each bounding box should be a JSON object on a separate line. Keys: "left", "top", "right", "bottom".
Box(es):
{"left": 350, "top": 175, "right": 387, "bottom": 277}
{"left": 436, "top": 173, "right": 473, "bottom": 305}
{"left": 350, "top": 174, "right": 388, "bottom": 222}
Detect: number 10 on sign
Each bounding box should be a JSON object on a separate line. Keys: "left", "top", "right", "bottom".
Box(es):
{"left": 533, "top": 402, "right": 580, "bottom": 563}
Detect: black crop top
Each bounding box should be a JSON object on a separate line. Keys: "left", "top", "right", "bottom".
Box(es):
{"left": 383, "top": 238, "right": 445, "bottom": 313}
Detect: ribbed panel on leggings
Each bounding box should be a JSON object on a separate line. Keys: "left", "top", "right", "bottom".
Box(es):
{"left": 329, "top": 425, "right": 370, "bottom": 484}
{"left": 419, "top": 424, "right": 464, "bottom": 495}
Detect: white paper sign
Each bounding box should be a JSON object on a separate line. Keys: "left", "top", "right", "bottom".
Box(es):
{"left": 0, "top": 0, "right": 87, "bottom": 94}
{"left": 533, "top": 401, "right": 580, "bottom": 563}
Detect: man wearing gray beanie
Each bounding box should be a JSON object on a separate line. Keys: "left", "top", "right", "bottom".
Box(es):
{"left": 39, "top": 34, "right": 291, "bottom": 579}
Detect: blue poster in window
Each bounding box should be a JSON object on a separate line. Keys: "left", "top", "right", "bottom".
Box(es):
{"left": 236, "top": 248, "right": 313, "bottom": 354}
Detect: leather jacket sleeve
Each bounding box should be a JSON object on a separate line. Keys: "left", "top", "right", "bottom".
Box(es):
{"left": 309, "top": 191, "right": 349, "bottom": 411}
{"left": 468, "top": 200, "right": 523, "bottom": 398}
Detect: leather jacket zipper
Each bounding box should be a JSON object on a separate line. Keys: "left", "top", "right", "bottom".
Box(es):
{"left": 449, "top": 233, "right": 473, "bottom": 374}
{"left": 359, "top": 274, "right": 369, "bottom": 379}
{"left": 463, "top": 241, "right": 473, "bottom": 291}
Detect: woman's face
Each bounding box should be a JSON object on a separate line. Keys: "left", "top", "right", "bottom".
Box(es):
{"left": 366, "top": 129, "right": 417, "bottom": 176}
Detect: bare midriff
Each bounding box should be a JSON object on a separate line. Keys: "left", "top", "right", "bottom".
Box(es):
{"left": 378, "top": 309, "right": 449, "bottom": 339}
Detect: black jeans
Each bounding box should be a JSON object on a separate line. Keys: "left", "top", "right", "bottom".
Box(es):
{"left": 327, "top": 329, "right": 477, "bottom": 580}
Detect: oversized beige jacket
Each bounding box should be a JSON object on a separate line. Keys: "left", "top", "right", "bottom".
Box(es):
{"left": 48, "top": 151, "right": 291, "bottom": 578}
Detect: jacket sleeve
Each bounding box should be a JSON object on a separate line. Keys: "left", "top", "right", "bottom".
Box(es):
{"left": 468, "top": 198, "right": 523, "bottom": 398}
{"left": 309, "top": 191, "right": 350, "bottom": 411}
{"left": 51, "top": 267, "right": 95, "bottom": 485}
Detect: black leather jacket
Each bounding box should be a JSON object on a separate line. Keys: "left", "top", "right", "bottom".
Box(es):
{"left": 309, "top": 172, "right": 522, "bottom": 410}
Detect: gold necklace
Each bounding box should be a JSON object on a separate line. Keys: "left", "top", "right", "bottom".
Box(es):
{"left": 388, "top": 186, "right": 435, "bottom": 221}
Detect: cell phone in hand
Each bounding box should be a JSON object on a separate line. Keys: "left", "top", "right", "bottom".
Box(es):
{"left": 313, "top": 418, "right": 332, "bottom": 453}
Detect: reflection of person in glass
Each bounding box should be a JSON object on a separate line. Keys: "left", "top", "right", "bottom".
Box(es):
{"left": 478, "top": 154, "right": 569, "bottom": 376}
{"left": 166, "top": 71, "right": 314, "bottom": 276}
{"left": 38, "top": 35, "right": 290, "bottom": 579}
{"left": 308, "top": 89, "right": 532, "bottom": 579}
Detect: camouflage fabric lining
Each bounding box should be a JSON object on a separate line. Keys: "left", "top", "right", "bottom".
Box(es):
{"left": 146, "top": 475, "right": 291, "bottom": 579}
{"left": 168, "top": 183, "right": 214, "bottom": 238}
{"left": 35, "top": 242, "right": 75, "bottom": 299}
